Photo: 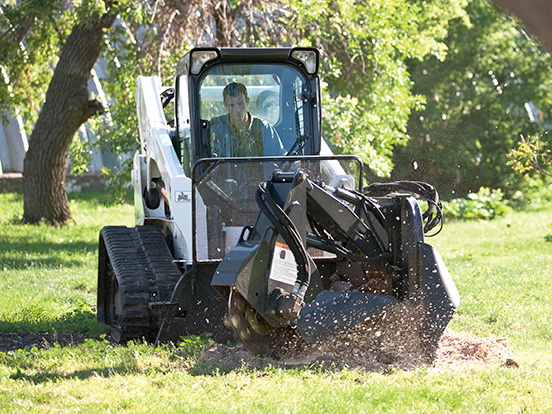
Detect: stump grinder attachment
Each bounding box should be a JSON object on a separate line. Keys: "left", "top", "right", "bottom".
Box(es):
{"left": 210, "top": 169, "right": 459, "bottom": 354}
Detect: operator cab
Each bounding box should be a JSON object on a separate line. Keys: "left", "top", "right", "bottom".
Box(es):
{"left": 172, "top": 48, "right": 354, "bottom": 262}
{"left": 174, "top": 47, "right": 322, "bottom": 175}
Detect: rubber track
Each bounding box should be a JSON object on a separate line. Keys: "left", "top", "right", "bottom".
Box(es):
{"left": 100, "top": 226, "right": 182, "bottom": 342}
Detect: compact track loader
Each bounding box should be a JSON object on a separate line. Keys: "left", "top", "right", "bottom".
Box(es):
{"left": 97, "top": 47, "right": 459, "bottom": 356}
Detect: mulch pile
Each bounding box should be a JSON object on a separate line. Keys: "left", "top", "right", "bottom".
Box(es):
{"left": 200, "top": 308, "right": 517, "bottom": 373}
{"left": 199, "top": 328, "right": 517, "bottom": 372}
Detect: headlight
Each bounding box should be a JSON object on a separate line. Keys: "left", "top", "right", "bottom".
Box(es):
{"left": 190, "top": 50, "right": 218, "bottom": 74}
{"left": 291, "top": 49, "right": 318, "bottom": 74}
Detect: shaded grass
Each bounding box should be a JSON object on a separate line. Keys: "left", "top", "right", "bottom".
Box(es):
{"left": 0, "top": 192, "right": 552, "bottom": 412}
{"left": 0, "top": 192, "right": 133, "bottom": 334}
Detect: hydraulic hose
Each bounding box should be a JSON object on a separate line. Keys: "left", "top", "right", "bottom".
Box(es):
{"left": 363, "top": 180, "right": 444, "bottom": 235}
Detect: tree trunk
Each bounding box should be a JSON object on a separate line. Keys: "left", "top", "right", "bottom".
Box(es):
{"left": 23, "top": 6, "right": 117, "bottom": 225}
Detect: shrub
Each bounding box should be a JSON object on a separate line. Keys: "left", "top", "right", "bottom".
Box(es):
{"left": 178, "top": 333, "right": 213, "bottom": 357}
{"left": 442, "top": 187, "right": 512, "bottom": 220}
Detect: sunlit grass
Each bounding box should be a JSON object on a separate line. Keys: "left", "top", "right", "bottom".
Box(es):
{"left": 0, "top": 192, "right": 551, "bottom": 412}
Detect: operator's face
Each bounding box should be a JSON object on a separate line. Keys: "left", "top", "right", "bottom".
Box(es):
{"left": 225, "top": 93, "right": 249, "bottom": 129}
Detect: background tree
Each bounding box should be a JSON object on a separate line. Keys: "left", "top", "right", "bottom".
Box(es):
{"left": 24, "top": 2, "right": 121, "bottom": 225}
{"left": 1, "top": 0, "right": 510, "bottom": 224}
{"left": 391, "top": 0, "right": 552, "bottom": 198}
{"left": 1, "top": 0, "right": 122, "bottom": 225}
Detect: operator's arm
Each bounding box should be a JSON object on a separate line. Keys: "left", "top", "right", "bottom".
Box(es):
{"left": 260, "top": 120, "right": 286, "bottom": 156}
{"left": 210, "top": 115, "right": 231, "bottom": 157}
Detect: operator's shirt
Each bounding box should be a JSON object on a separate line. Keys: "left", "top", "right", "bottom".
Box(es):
{"left": 209, "top": 113, "right": 285, "bottom": 157}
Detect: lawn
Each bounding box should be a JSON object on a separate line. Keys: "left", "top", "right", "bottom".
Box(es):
{"left": 0, "top": 191, "right": 551, "bottom": 413}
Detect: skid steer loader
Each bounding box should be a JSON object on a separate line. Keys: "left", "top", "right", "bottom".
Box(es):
{"left": 97, "top": 47, "right": 459, "bottom": 356}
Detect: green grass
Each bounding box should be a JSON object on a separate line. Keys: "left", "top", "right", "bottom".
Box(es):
{"left": 1, "top": 192, "right": 552, "bottom": 413}
{"left": 0, "top": 192, "right": 133, "bottom": 335}
{"left": 431, "top": 209, "right": 552, "bottom": 359}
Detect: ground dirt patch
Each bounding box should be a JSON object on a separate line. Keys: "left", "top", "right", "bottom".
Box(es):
{"left": 0, "top": 326, "right": 516, "bottom": 373}
{"left": 200, "top": 328, "right": 517, "bottom": 372}
{"left": 200, "top": 302, "right": 517, "bottom": 372}
{"left": 0, "top": 331, "right": 95, "bottom": 352}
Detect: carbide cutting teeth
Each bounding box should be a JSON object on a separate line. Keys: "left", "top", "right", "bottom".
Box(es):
{"left": 230, "top": 314, "right": 241, "bottom": 329}
{"left": 238, "top": 327, "right": 252, "bottom": 342}
{"left": 247, "top": 310, "right": 270, "bottom": 334}
{"left": 235, "top": 296, "right": 246, "bottom": 313}
{"left": 227, "top": 291, "right": 302, "bottom": 357}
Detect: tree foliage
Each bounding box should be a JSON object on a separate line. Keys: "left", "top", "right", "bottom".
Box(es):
{"left": 391, "top": 0, "right": 552, "bottom": 197}
{"left": 0, "top": 0, "right": 71, "bottom": 131}
{"left": 507, "top": 134, "right": 552, "bottom": 178}
{"left": 1, "top": 0, "right": 491, "bottom": 220}
{"left": 279, "top": 0, "right": 469, "bottom": 176}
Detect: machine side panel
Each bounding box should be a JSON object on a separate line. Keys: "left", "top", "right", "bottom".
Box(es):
{"left": 135, "top": 76, "right": 193, "bottom": 261}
